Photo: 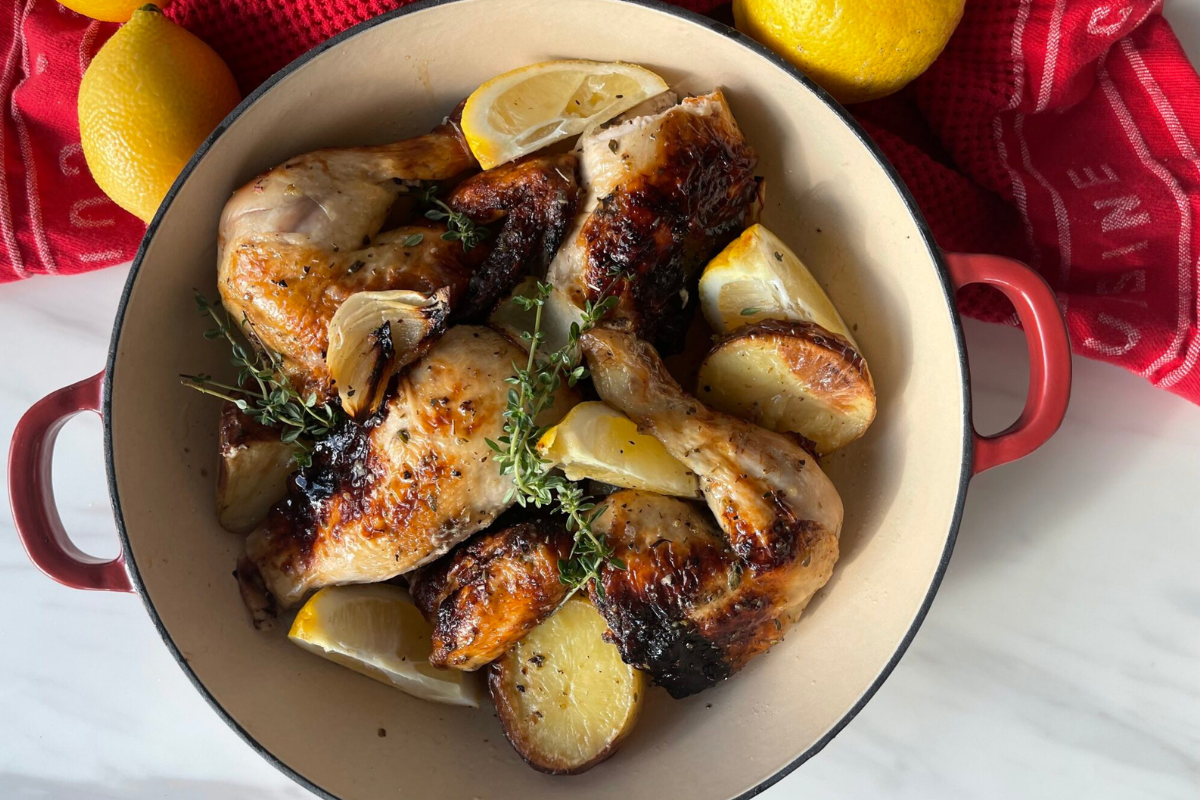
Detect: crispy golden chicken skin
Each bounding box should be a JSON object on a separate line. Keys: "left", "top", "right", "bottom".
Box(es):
{"left": 410, "top": 517, "right": 573, "bottom": 671}
{"left": 221, "top": 225, "right": 479, "bottom": 398}
{"left": 548, "top": 91, "right": 758, "bottom": 347}
{"left": 218, "top": 117, "right": 479, "bottom": 397}
{"left": 242, "top": 326, "right": 576, "bottom": 607}
{"left": 219, "top": 121, "right": 580, "bottom": 398}
{"left": 581, "top": 328, "right": 843, "bottom": 697}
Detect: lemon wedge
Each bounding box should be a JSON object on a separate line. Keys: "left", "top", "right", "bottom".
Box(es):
{"left": 698, "top": 224, "right": 856, "bottom": 346}
{"left": 289, "top": 584, "right": 480, "bottom": 707}
{"left": 537, "top": 401, "right": 698, "bottom": 497}
{"left": 461, "top": 60, "right": 669, "bottom": 169}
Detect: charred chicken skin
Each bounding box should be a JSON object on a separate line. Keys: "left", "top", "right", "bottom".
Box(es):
{"left": 548, "top": 90, "right": 759, "bottom": 347}
{"left": 410, "top": 517, "right": 573, "bottom": 671}
{"left": 582, "top": 328, "right": 843, "bottom": 697}
{"left": 446, "top": 153, "right": 579, "bottom": 319}
{"left": 242, "top": 326, "right": 576, "bottom": 607}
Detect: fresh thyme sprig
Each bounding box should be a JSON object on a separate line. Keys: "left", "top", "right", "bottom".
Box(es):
{"left": 417, "top": 184, "right": 490, "bottom": 250}
{"left": 181, "top": 292, "right": 341, "bottom": 468}
{"left": 486, "top": 282, "right": 624, "bottom": 598}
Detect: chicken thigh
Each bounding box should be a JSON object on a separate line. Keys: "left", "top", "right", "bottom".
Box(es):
{"left": 548, "top": 90, "right": 758, "bottom": 347}
{"left": 241, "top": 326, "right": 576, "bottom": 607}
{"left": 218, "top": 121, "right": 580, "bottom": 398}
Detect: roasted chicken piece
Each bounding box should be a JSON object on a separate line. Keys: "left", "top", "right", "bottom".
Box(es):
{"left": 218, "top": 118, "right": 476, "bottom": 255}
{"left": 218, "top": 122, "right": 581, "bottom": 398}
{"left": 407, "top": 492, "right": 735, "bottom": 689}
{"left": 218, "top": 117, "right": 479, "bottom": 397}
{"left": 548, "top": 90, "right": 758, "bottom": 347}
{"left": 241, "top": 326, "right": 576, "bottom": 607}
{"left": 589, "top": 490, "right": 743, "bottom": 696}
{"left": 222, "top": 224, "right": 479, "bottom": 399}
{"left": 446, "top": 153, "right": 580, "bottom": 319}
{"left": 412, "top": 330, "right": 843, "bottom": 695}
{"left": 582, "top": 328, "right": 843, "bottom": 697}
{"left": 410, "top": 517, "right": 573, "bottom": 670}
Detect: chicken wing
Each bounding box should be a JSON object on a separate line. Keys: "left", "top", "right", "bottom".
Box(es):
{"left": 410, "top": 517, "right": 573, "bottom": 670}
{"left": 581, "top": 328, "right": 843, "bottom": 697}
{"left": 242, "top": 326, "right": 576, "bottom": 607}
{"left": 446, "top": 153, "right": 580, "bottom": 319}
{"left": 548, "top": 91, "right": 758, "bottom": 347}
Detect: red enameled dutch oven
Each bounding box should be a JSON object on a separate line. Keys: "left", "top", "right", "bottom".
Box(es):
{"left": 8, "top": 1, "right": 1071, "bottom": 798}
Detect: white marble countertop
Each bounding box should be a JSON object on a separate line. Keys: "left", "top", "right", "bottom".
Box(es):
{"left": 4, "top": 6, "right": 1200, "bottom": 798}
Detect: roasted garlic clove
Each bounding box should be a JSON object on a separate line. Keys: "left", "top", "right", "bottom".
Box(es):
{"left": 327, "top": 288, "right": 450, "bottom": 419}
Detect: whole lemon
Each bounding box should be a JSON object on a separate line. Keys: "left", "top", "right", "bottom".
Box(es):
{"left": 59, "top": 0, "right": 171, "bottom": 23}
{"left": 79, "top": 5, "right": 240, "bottom": 222}
{"left": 733, "top": 0, "right": 966, "bottom": 104}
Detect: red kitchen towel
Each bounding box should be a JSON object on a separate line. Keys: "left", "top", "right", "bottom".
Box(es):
{"left": 3, "top": 0, "right": 1199, "bottom": 402}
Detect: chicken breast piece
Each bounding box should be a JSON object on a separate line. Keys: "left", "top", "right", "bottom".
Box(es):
{"left": 242, "top": 326, "right": 576, "bottom": 607}
{"left": 548, "top": 90, "right": 758, "bottom": 347}
{"left": 410, "top": 517, "right": 573, "bottom": 670}
{"left": 581, "top": 328, "right": 843, "bottom": 697}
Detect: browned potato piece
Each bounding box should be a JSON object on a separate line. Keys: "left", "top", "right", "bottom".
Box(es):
{"left": 696, "top": 319, "right": 876, "bottom": 454}
{"left": 216, "top": 402, "right": 301, "bottom": 533}
{"left": 489, "top": 597, "right": 646, "bottom": 775}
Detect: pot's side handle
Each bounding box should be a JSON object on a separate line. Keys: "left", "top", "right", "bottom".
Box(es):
{"left": 7, "top": 371, "right": 133, "bottom": 592}
{"left": 944, "top": 253, "right": 1072, "bottom": 474}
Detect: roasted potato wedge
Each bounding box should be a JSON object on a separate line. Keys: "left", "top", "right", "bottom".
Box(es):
{"left": 216, "top": 402, "right": 300, "bottom": 533}
{"left": 488, "top": 276, "right": 585, "bottom": 360}
{"left": 489, "top": 597, "right": 646, "bottom": 775}
{"left": 697, "top": 319, "right": 876, "bottom": 454}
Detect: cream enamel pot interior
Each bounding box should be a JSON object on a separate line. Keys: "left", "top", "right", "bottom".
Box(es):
{"left": 8, "top": 1, "right": 1072, "bottom": 798}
